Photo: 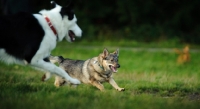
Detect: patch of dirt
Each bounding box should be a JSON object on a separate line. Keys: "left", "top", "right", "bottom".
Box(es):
{"left": 188, "top": 93, "right": 200, "bottom": 101}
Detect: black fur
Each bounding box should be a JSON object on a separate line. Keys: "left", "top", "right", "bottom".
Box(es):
{"left": 60, "top": 7, "right": 74, "bottom": 20}
{"left": 50, "top": 1, "right": 74, "bottom": 20}
{"left": 0, "top": 12, "right": 44, "bottom": 63}
{"left": 50, "top": 1, "right": 57, "bottom": 9}
{"left": 43, "top": 57, "right": 50, "bottom": 62}
{"left": 60, "top": 0, "right": 74, "bottom": 20}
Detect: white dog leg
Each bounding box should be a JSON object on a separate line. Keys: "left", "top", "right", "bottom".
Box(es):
{"left": 32, "top": 60, "right": 80, "bottom": 84}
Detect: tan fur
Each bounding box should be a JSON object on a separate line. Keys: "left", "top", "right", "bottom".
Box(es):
{"left": 51, "top": 48, "right": 125, "bottom": 91}
{"left": 174, "top": 45, "right": 190, "bottom": 64}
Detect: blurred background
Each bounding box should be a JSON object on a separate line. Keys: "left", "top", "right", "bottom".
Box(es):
{"left": 0, "top": 0, "right": 200, "bottom": 45}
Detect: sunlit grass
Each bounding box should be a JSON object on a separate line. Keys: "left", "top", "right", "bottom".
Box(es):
{"left": 0, "top": 41, "right": 200, "bottom": 109}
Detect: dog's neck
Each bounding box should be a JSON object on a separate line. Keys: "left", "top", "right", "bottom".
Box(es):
{"left": 94, "top": 60, "right": 104, "bottom": 70}
{"left": 39, "top": 9, "right": 66, "bottom": 42}
{"left": 93, "top": 60, "right": 113, "bottom": 79}
{"left": 43, "top": 16, "right": 58, "bottom": 41}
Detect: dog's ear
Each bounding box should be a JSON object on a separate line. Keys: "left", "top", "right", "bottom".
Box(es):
{"left": 66, "top": 0, "right": 74, "bottom": 9}
{"left": 60, "top": 1, "right": 74, "bottom": 20}
{"left": 60, "top": 7, "right": 74, "bottom": 20}
{"left": 50, "top": 1, "right": 57, "bottom": 8}
{"left": 113, "top": 48, "right": 119, "bottom": 56}
{"left": 103, "top": 48, "right": 109, "bottom": 58}
{"left": 183, "top": 45, "right": 189, "bottom": 53}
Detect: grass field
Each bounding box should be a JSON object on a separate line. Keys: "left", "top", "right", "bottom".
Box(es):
{"left": 0, "top": 41, "right": 200, "bottom": 109}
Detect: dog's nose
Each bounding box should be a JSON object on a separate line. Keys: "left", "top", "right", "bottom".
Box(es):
{"left": 117, "top": 64, "right": 120, "bottom": 68}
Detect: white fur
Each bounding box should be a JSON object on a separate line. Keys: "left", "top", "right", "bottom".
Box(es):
{"left": 0, "top": 4, "right": 82, "bottom": 84}
{"left": 39, "top": 5, "right": 82, "bottom": 42}
{"left": 0, "top": 49, "right": 25, "bottom": 65}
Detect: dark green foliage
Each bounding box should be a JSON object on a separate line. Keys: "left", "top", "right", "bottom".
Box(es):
{"left": 0, "top": 0, "right": 199, "bottom": 43}
{"left": 74, "top": 0, "right": 200, "bottom": 43}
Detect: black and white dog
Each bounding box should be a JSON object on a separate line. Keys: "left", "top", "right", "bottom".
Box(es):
{"left": 0, "top": 1, "right": 82, "bottom": 84}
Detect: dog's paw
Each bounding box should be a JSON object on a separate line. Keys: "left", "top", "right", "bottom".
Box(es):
{"left": 54, "top": 79, "right": 66, "bottom": 87}
{"left": 70, "top": 78, "right": 81, "bottom": 85}
{"left": 54, "top": 82, "right": 61, "bottom": 87}
{"left": 117, "top": 88, "right": 125, "bottom": 92}
{"left": 70, "top": 84, "right": 78, "bottom": 88}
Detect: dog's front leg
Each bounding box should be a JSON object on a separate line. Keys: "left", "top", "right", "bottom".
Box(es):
{"left": 91, "top": 81, "right": 104, "bottom": 91}
{"left": 54, "top": 76, "right": 66, "bottom": 87}
{"left": 109, "top": 78, "right": 125, "bottom": 91}
{"left": 31, "top": 60, "right": 80, "bottom": 84}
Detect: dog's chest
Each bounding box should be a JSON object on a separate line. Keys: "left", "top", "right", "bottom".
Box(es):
{"left": 93, "top": 71, "right": 112, "bottom": 82}
{"left": 36, "top": 34, "right": 57, "bottom": 55}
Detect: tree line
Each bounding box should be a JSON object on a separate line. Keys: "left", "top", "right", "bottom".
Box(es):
{"left": 1, "top": 0, "right": 199, "bottom": 43}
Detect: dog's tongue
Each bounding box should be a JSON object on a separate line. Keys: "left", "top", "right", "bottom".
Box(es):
{"left": 111, "top": 66, "right": 117, "bottom": 72}
{"left": 69, "top": 30, "right": 75, "bottom": 42}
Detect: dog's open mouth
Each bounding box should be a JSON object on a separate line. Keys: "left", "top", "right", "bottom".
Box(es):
{"left": 69, "top": 30, "right": 75, "bottom": 42}
{"left": 109, "top": 65, "right": 118, "bottom": 72}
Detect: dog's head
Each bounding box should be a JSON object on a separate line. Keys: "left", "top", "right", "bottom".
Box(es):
{"left": 50, "top": 1, "right": 82, "bottom": 42}
{"left": 49, "top": 55, "right": 64, "bottom": 64}
{"left": 98, "top": 48, "right": 120, "bottom": 73}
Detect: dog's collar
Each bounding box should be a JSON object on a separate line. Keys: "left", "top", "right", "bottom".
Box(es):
{"left": 97, "top": 72, "right": 111, "bottom": 79}
{"left": 93, "top": 61, "right": 112, "bottom": 78}
{"left": 94, "top": 61, "right": 104, "bottom": 70}
{"left": 44, "top": 16, "right": 58, "bottom": 40}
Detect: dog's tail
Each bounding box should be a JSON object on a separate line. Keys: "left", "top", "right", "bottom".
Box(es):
{"left": 49, "top": 55, "right": 64, "bottom": 64}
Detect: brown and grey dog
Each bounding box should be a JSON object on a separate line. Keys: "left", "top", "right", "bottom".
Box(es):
{"left": 43, "top": 48, "right": 125, "bottom": 91}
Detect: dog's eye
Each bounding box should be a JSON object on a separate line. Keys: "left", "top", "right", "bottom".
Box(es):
{"left": 111, "top": 59, "right": 114, "bottom": 62}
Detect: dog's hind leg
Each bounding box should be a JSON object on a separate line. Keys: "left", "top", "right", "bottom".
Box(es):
{"left": 41, "top": 72, "right": 51, "bottom": 81}
{"left": 41, "top": 55, "right": 62, "bottom": 81}
{"left": 54, "top": 75, "right": 66, "bottom": 87}
{"left": 31, "top": 60, "right": 80, "bottom": 84}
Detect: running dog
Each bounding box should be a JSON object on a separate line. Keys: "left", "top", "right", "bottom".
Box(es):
{"left": 43, "top": 48, "right": 125, "bottom": 91}
{"left": 0, "top": 1, "right": 82, "bottom": 84}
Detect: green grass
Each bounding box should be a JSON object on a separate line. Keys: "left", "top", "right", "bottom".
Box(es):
{"left": 0, "top": 41, "right": 200, "bottom": 109}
